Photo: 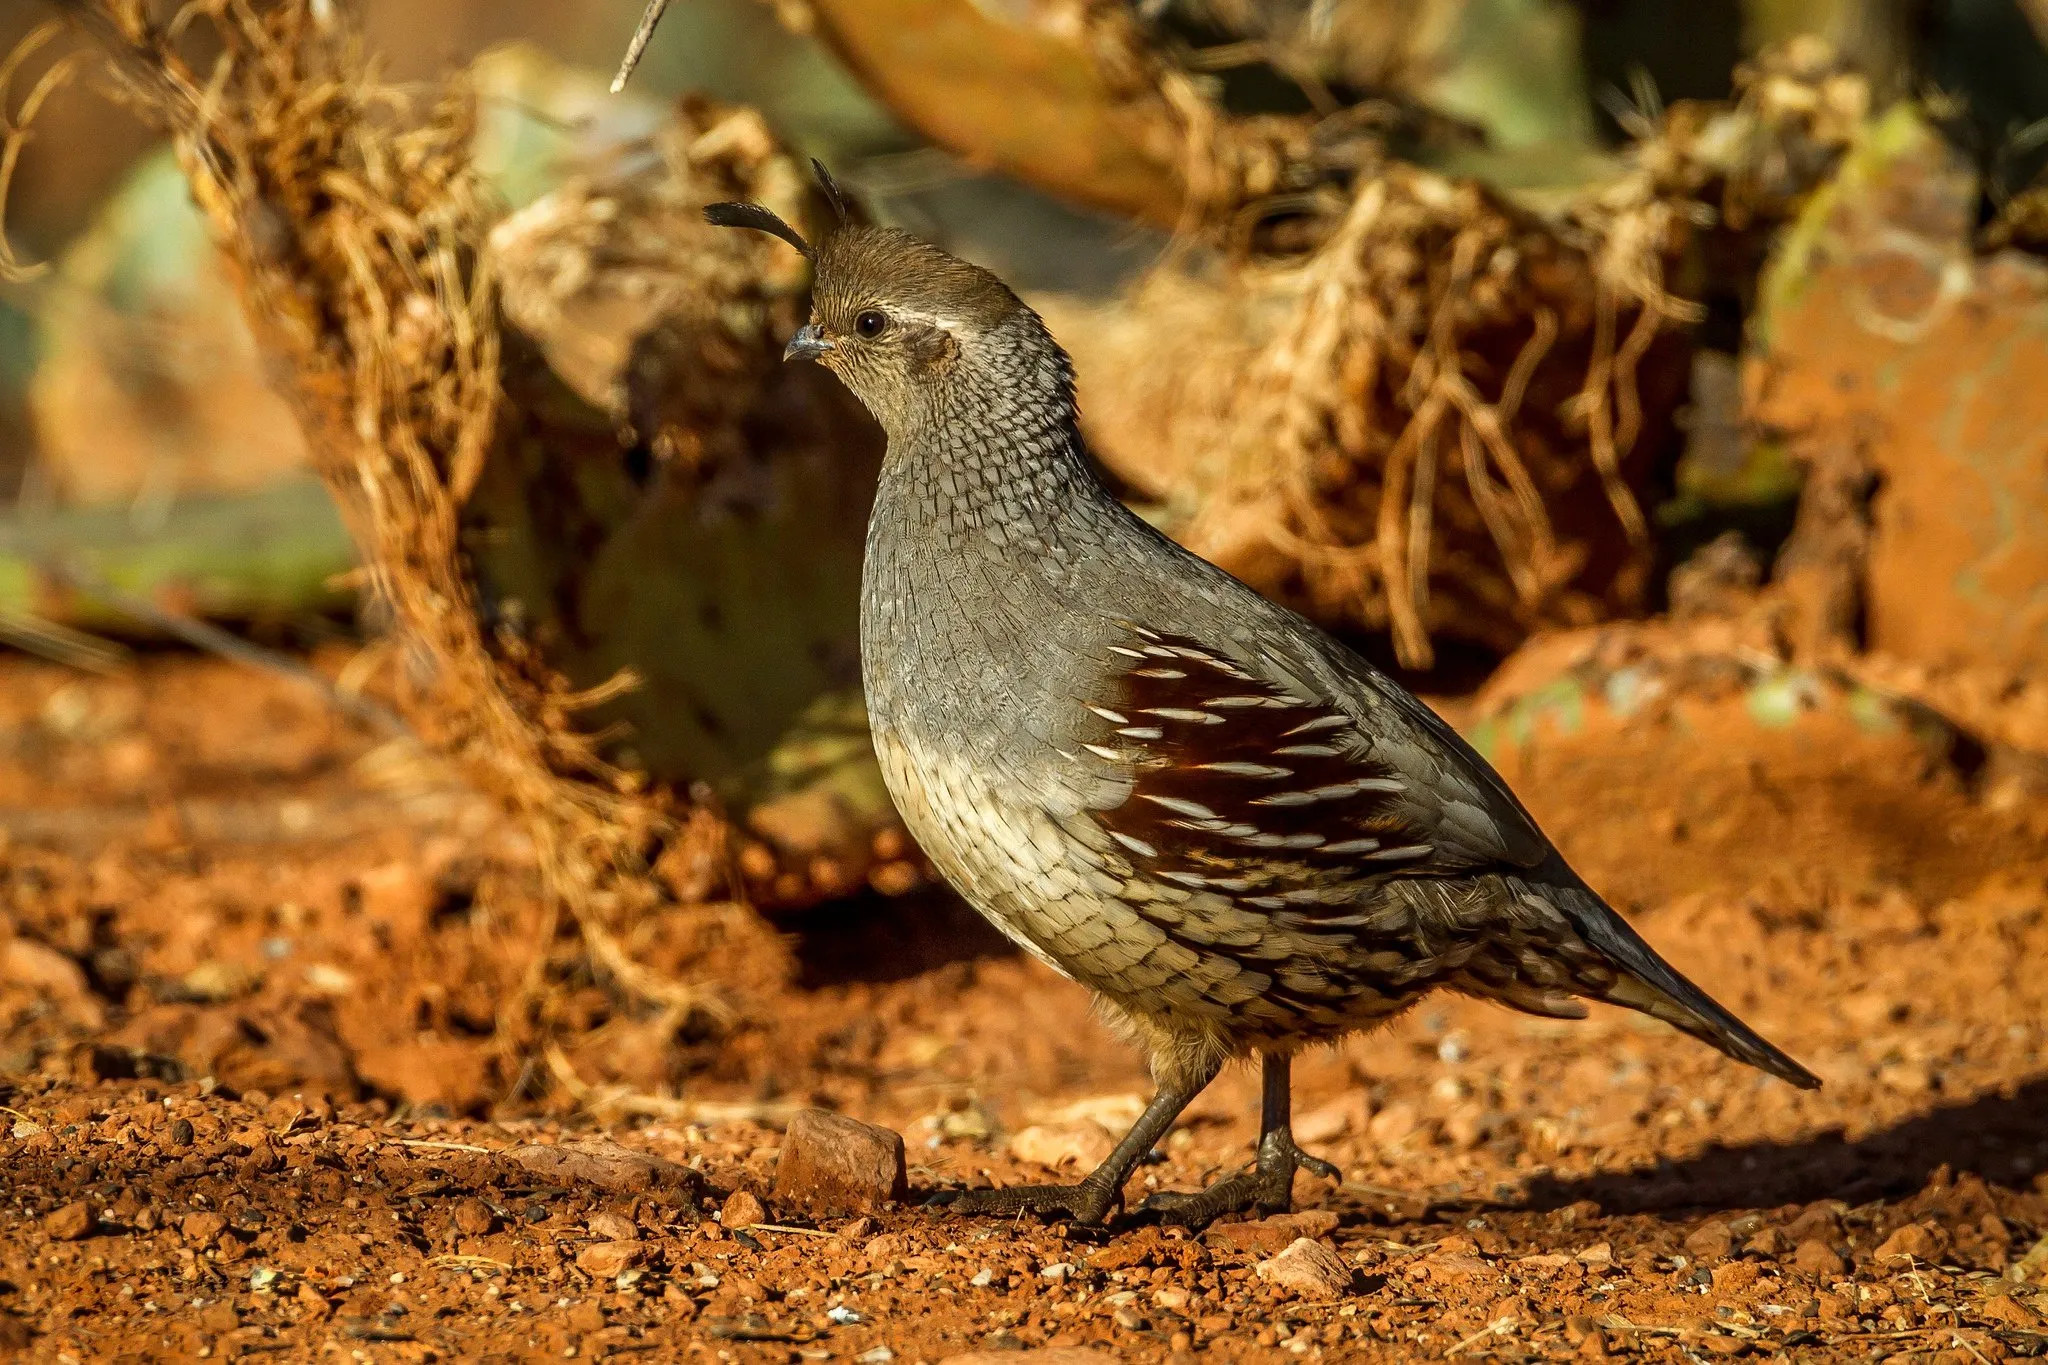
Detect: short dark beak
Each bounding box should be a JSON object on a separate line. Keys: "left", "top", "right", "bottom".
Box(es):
{"left": 783, "top": 324, "right": 833, "bottom": 362}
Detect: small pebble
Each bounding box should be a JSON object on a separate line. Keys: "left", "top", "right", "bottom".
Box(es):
{"left": 773, "top": 1110, "right": 907, "bottom": 1215}
{"left": 576, "top": 1242, "right": 643, "bottom": 1277}
{"left": 453, "top": 1198, "right": 497, "bottom": 1237}
{"left": 585, "top": 1210, "right": 636, "bottom": 1242}
{"left": 43, "top": 1202, "right": 94, "bottom": 1242}
{"left": 181, "top": 1211, "right": 228, "bottom": 1247}
{"left": 1255, "top": 1238, "right": 1353, "bottom": 1300}
{"left": 721, "top": 1190, "right": 766, "bottom": 1230}
{"left": 1793, "top": 1239, "right": 1846, "bottom": 1277}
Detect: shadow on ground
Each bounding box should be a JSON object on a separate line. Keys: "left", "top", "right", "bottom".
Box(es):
{"left": 1526, "top": 1074, "right": 2048, "bottom": 1215}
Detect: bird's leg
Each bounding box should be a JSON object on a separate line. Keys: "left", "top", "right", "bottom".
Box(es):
{"left": 930, "top": 1064, "right": 1217, "bottom": 1225}
{"left": 1141, "top": 1053, "right": 1341, "bottom": 1227}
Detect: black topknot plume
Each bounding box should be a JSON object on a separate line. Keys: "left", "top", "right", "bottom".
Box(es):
{"left": 703, "top": 160, "right": 858, "bottom": 257}
{"left": 701, "top": 202, "right": 813, "bottom": 259}
{"left": 810, "top": 159, "right": 852, "bottom": 225}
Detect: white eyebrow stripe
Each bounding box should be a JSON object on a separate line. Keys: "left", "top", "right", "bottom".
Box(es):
{"left": 892, "top": 307, "right": 967, "bottom": 332}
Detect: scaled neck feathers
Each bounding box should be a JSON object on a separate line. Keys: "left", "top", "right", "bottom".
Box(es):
{"left": 885, "top": 307, "right": 1107, "bottom": 548}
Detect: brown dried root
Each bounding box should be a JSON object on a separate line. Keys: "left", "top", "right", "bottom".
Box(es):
{"left": 0, "top": 19, "right": 78, "bottom": 284}
{"left": 1051, "top": 41, "right": 1883, "bottom": 669}
{"left": 35, "top": 0, "right": 759, "bottom": 1042}
{"left": 1052, "top": 160, "right": 1693, "bottom": 668}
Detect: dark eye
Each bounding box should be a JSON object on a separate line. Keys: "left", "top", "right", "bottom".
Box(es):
{"left": 854, "top": 309, "right": 888, "bottom": 338}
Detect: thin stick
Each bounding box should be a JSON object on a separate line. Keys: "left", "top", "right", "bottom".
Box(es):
{"left": 0, "top": 610, "right": 130, "bottom": 675}
{"left": 1444, "top": 1316, "right": 1517, "bottom": 1357}
{"left": 611, "top": 0, "right": 671, "bottom": 94}
{"left": 430, "top": 1254, "right": 515, "bottom": 1271}
{"left": 49, "top": 560, "right": 409, "bottom": 738}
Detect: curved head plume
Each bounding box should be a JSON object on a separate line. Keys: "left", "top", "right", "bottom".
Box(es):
{"left": 701, "top": 200, "right": 813, "bottom": 259}
{"left": 701, "top": 159, "right": 851, "bottom": 261}
{"left": 704, "top": 160, "right": 1066, "bottom": 441}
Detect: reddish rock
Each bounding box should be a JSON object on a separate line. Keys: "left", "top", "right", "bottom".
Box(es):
{"left": 181, "top": 1210, "right": 228, "bottom": 1247}
{"left": 1254, "top": 1237, "right": 1353, "bottom": 1300}
{"left": 1873, "top": 1221, "right": 1948, "bottom": 1264}
{"left": 1793, "top": 1239, "right": 1847, "bottom": 1278}
{"left": 585, "top": 1210, "right": 637, "bottom": 1242}
{"left": 452, "top": 1198, "right": 498, "bottom": 1236}
{"left": 1275, "top": 1210, "right": 1340, "bottom": 1238}
{"left": 576, "top": 1241, "right": 643, "bottom": 1277}
{"left": 1206, "top": 1211, "right": 1340, "bottom": 1254}
{"left": 1420, "top": 1251, "right": 1494, "bottom": 1281}
{"left": 1007, "top": 1123, "right": 1114, "bottom": 1174}
{"left": 3, "top": 940, "right": 102, "bottom": 1030}
{"left": 1683, "top": 1221, "right": 1735, "bottom": 1262}
{"left": 1744, "top": 1226, "right": 1787, "bottom": 1258}
{"left": 43, "top": 1202, "right": 94, "bottom": 1241}
{"left": 1980, "top": 1294, "right": 2044, "bottom": 1329}
{"left": 507, "top": 1139, "right": 704, "bottom": 1206}
{"left": 721, "top": 1190, "right": 767, "bottom": 1230}
{"left": 1752, "top": 107, "right": 2048, "bottom": 674}
{"left": 1293, "top": 1094, "right": 1370, "bottom": 1145}
{"left": 772, "top": 1109, "right": 906, "bottom": 1214}
{"left": 1711, "top": 1260, "right": 1760, "bottom": 1294}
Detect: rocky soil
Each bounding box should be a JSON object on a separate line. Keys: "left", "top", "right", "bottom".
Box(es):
{"left": 0, "top": 648, "right": 2045, "bottom": 1362}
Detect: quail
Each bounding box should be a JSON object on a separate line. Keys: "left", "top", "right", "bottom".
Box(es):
{"left": 706, "top": 166, "right": 1818, "bottom": 1228}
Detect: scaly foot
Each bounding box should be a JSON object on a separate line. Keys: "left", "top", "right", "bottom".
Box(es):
{"left": 1140, "top": 1130, "right": 1340, "bottom": 1228}
{"left": 926, "top": 1177, "right": 1121, "bottom": 1225}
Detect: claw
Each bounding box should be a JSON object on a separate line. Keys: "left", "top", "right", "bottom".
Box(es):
{"left": 1139, "top": 1127, "right": 1342, "bottom": 1229}
{"left": 1295, "top": 1148, "right": 1343, "bottom": 1182}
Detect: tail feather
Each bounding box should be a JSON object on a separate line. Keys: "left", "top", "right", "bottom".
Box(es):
{"left": 1548, "top": 878, "right": 1820, "bottom": 1090}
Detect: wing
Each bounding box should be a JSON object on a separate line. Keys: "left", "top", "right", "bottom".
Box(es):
{"left": 1079, "top": 623, "right": 1551, "bottom": 924}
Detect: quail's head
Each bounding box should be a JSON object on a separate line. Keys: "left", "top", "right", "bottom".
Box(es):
{"left": 706, "top": 164, "right": 1065, "bottom": 443}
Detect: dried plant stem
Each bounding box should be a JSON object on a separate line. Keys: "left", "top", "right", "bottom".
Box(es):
{"left": 0, "top": 21, "right": 77, "bottom": 284}
{"left": 20, "top": 1, "right": 747, "bottom": 1090}
{"left": 1148, "top": 155, "right": 1685, "bottom": 668}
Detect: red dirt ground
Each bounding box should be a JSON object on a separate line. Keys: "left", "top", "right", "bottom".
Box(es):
{"left": 1, "top": 645, "right": 2046, "bottom": 1362}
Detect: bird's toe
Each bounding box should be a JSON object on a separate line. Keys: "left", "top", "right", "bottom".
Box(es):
{"left": 930, "top": 1180, "right": 1120, "bottom": 1225}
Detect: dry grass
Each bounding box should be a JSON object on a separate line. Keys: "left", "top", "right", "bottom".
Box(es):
{"left": 25, "top": 0, "right": 806, "bottom": 1058}
{"left": 1049, "top": 164, "right": 1692, "bottom": 667}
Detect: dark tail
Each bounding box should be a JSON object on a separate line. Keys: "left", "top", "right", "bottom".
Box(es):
{"left": 1545, "top": 876, "right": 1820, "bottom": 1090}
